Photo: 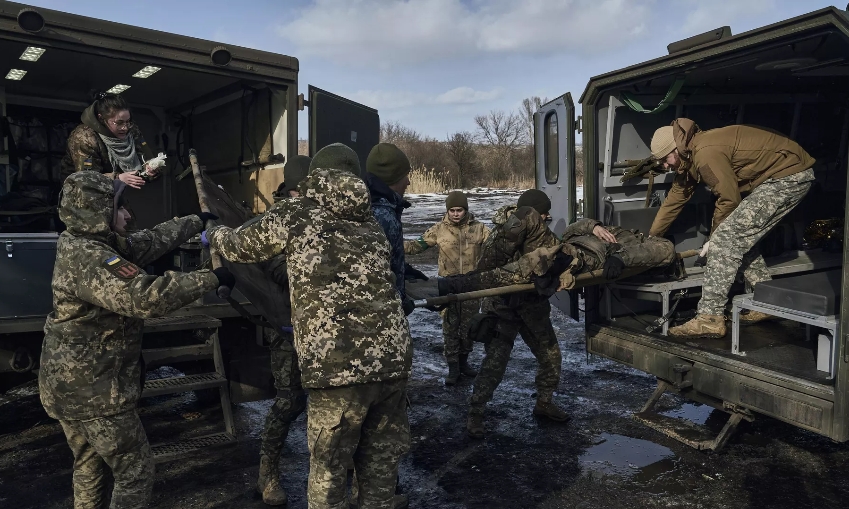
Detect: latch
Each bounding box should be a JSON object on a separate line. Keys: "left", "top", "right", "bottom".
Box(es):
{"left": 5, "top": 240, "right": 12, "bottom": 258}
{"left": 576, "top": 115, "right": 583, "bottom": 134}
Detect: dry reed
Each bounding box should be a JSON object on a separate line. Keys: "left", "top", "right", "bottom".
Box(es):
{"left": 407, "top": 166, "right": 448, "bottom": 194}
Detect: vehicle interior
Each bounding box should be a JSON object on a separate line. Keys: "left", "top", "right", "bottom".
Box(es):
{"left": 0, "top": 38, "right": 291, "bottom": 234}
{"left": 592, "top": 22, "right": 849, "bottom": 385}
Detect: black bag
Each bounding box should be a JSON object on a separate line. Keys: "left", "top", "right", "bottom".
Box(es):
{"left": 467, "top": 311, "right": 499, "bottom": 345}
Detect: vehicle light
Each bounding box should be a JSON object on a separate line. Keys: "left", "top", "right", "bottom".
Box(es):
{"left": 5, "top": 69, "right": 27, "bottom": 80}
{"left": 106, "top": 84, "right": 131, "bottom": 94}
{"left": 19, "top": 46, "right": 45, "bottom": 62}
{"left": 132, "top": 66, "right": 161, "bottom": 78}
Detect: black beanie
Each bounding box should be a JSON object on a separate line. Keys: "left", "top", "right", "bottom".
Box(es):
{"left": 310, "top": 143, "right": 361, "bottom": 176}
{"left": 278, "top": 155, "right": 312, "bottom": 195}
{"left": 366, "top": 143, "right": 411, "bottom": 185}
{"left": 445, "top": 190, "right": 468, "bottom": 210}
{"left": 517, "top": 189, "right": 551, "bottom": 214}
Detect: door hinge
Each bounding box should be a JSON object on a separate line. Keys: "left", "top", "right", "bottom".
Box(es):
{"left": 5, "top": 240, "right": 13, "bottom": 258}
{"left": 576, "top": 115, "right": 583, "bottom": 134}
{"left": 298, "top": 93, "right": 310, "bottom": 111}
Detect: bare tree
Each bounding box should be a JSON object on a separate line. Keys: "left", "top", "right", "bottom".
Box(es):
{"left": 474, "top": 110, "right": 525, "bottom": 148}
{"left": 380, "top": 120, "right": 421, "bottom": 145}
{"left": 520, "top": 96, "right": 549, "bottom": 144}
{"left": 445, "top": 131, "right": 478, "bottom": 188}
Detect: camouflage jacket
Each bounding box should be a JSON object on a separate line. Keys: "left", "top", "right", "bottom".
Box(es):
{"left": 404, "top": 212, "right": 490, "bottom": 276}
{"left": 39, "top": 172, "right": 218, "bottom": 421}
{"left": 61, "top": 104, "right": 154, "bottom": 181}
{"left": 366, "top": 173, "right": 409, "bottom": 299}
{"left": 207, "top": 168, "right": 413, "bottom": 389}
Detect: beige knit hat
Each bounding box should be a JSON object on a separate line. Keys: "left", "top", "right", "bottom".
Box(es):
{"left": 650, "top": 126, "right": 676, "bottom": 160}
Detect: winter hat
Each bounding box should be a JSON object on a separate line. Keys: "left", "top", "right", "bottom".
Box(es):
{"left": 277, "top": 155, "right": 312, "bottom": 195}
{"left": 445, "top": 190, "right": 468, "bottom": 210}
{"left": 651, "top": 126, "right": 676, "bottom": 160}
{"left": 366, "top": 143, "right": 411, "bottom": 185}
{"left": 310, "top": 143, "right": 361, "bottom": 176}
{"left": 517, "top": 189, "right": 551, "bottom": 214}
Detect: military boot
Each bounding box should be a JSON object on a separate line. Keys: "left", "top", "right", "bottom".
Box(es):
{"left": 667, "top": 314, "right": 726, "bottom": 339}
{"left": 257, "top": 454, "right": 288, "bottom": 506}
{"left": 533, "top": 399, "right": 571, "bottom": 422}
{"left": 739, "top": 310, "right": 777, "bottom": 326}
{"left": 459, "top": 354, "right": 477, "bottom": 378}
{"left": 444, "top": 362, "right": 460, "bottom": 386}
{"left": 467, "top": 410, "right": 485, "bottom": 439}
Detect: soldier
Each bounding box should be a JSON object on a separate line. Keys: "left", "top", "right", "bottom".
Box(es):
{"left": 649, "top": 118, "right": 816, "bottom": 338}
{"left": 404, "top": 190, "right": 489, "bottom": 385}
{"left": 38, "top": 171, "right": 234, "bottom": 509}
{"left": 365, "top": 142, "right": 416, "bottom": 315}
{"left": 205, "top": 144, "right": 412, "bottom": 509}
{"left": 254, "top": 154, "right": 312, "bottom": 506}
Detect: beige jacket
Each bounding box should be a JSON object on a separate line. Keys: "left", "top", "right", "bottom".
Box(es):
{"left": 405, "top": 212, "right": 490, "bottom": 276}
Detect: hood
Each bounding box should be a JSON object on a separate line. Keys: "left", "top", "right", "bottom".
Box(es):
{"left": 671, "top": 118, "right": 701, "bottom": 157}
{"left": 80, "top": 103, "right": 116, "bottom": 138}
{"left": 492, "top": 205, "right": 517, "bottom": 226}
{"left": 59, "top": 171, "right": 115, "bottom": 237}
{"left": 366, "top": 173, "right": 407, "bottom": 209}
{"left": 299, "top": 167, "right": 373, "bottom": 221}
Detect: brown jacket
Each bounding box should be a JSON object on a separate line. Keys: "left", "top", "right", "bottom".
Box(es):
{"left": 404, "top": 212, "right": 490, "bottom": 276}
{"left": 649, "top": 118, "right": 815, "bottom": 237}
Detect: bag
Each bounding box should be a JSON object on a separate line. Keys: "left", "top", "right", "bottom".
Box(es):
{"left": 467, "top": 311, "right": 499, "bottom": 345}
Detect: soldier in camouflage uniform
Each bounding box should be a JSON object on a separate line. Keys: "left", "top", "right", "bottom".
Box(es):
{"left": 649, "top": 118, "right": 816, "bottom": 338}
{"left": 404, "top": 190, "right": 490, "bottom": 385}
{"left": 206, "top": 146, "right": 412, "bottom": 509}
{"left": 39, "top": 171, "right": 233, "bottom": 509}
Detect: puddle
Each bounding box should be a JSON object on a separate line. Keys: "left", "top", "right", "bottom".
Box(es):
{"left": 580, "top": 433, "right": 676, "bottom": 477}
{"left": 660, "top": 402, "right": 715, "bottom": 426}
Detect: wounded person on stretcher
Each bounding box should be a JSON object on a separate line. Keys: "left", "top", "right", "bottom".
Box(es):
{"left": 437, "top": 206, "right": 679, "bottom": 297}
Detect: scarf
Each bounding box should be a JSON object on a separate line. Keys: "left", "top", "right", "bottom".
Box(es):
{"left": 98, "top": 132, "right": 142, "bottom": 174}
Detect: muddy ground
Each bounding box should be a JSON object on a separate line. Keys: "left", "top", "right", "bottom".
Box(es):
{"left": 2, "top": 190, "right": 849, "bottom": 508}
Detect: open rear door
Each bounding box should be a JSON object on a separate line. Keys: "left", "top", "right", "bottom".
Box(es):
{"left": 308, "top": 86, "right": 380, "bottom": 174}
{"left": 534, "top": 92, "right": 578, "bottom": 318}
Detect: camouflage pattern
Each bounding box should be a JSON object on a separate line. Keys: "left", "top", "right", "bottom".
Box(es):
{"left": 39, "top": 171, "right": 219, "bottom": 421}
{"left": 260, "top": 327, "right": 306, "bottom": 460}
{"left": 367, "top": 173, "right": 410, "bottom": 299}
{"left": 307, "top": 379, "right": 410, "bottom": 509}
{"left": 59, "top": 410, "right": 153, "bottom": 509}
{"left": 404, "top": 212, "right": 490, "bottom": 276}
{"left": 441, "top": 300, "right": 479, "bottom": 362}
{"left": 61, "top": 104, "right": 154, "bottom": 181}
{"left": 207, "top": 167, "right": 413, "bottom": 389}
{"left": 698, "top": 168, "right": 815, "bottom": 315}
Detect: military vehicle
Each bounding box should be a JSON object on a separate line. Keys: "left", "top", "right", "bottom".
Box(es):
{"left": 535, "top": 6, "right": 849, "bottom": 449}
{"left": 0, "top": 0, "right": 378, "bottom": 446}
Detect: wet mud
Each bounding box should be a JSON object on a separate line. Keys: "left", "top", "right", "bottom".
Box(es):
{"left": 2, "top": 190, "right": 849, "bottom": 508}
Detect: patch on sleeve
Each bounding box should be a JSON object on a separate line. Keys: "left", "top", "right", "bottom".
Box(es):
{"left": 103, "top": 255, "right": 141, "bottom": 279}
{"left": 83, "top": 157, "right": 93, "bottom": 168}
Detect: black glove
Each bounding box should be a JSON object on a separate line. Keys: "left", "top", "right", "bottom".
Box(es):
{"left": 602, "top": 254, "right": 626, "bottom": 280}
{"left": 694, "top": 255, "right": 708, "bottom": 267}
{"left": 197, "top": 212, "right": 219, "bottom": 223}
{"left": 212, "top": 267, "right": 236, "bottom": 291}
{"left": 437, "top": 275, "right": 467, "bottom": 296}
{"left": 402, "top": 297, "right": 416, "bottom": 316}
{"left": 404, "top": 263, "right": 429, "bottom": 281}
{"left": 531, "top": 252, "right": 574, "bottom": 297}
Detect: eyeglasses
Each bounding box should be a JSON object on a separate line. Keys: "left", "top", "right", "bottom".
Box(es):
{"left": 106, "top": 119, "right": 134, "bottom": 130}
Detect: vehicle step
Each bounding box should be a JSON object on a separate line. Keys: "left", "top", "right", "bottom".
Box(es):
{"left": 151, "top": 432, "right": 236, "bottom": 462}
{"left": 142, "top": 343, "right": 214, "bottom": 366}
{"left": 142, "top": 372, "right": 226, "bottom": 398}
{"left": 143, "top": 314, "right": 221, "bottom": 334}
{"left": 634, "top": 410, "right": 744, "bottom": 451}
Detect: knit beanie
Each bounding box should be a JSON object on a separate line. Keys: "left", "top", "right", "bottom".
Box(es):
{"left": 445, "top": 190, "right": 468, "bottom": 210}
{"left": 366, "top": 143, "right": 411, "bottom": 185}
{"left": 651, "top": 126, "right": 676, "bottom": 160}
{"left": 517, "top": 189, "right": 551, "bottom": 214}
{"left": 278, "top": 155, "right": 312, "bottom": 195}
{"left": 310, "top": 143, "right": 361, "bottom": 176}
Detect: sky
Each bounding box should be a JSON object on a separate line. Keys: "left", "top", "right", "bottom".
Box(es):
{"left": 23, "top": 0, "right": 837, "bottom": 141}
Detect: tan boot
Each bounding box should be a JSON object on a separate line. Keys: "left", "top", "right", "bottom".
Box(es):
{"left": 668, "top": 314, "right": 726, "bottom": 339}
{"left": 533, "top": 400, "right": 571, "bottom": 422}
{"left": 466, "top": 411, "right": 485, "bottom": 439}
{"left": 257, "top": 455, "right": 288, "bottom": 506}
{"left": 739, "top": 310, "right": 777, "bottom": 326}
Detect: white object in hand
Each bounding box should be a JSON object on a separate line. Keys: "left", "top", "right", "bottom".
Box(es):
{"left": 699, "top": 241, "right": 710, "bottom": 258}
{"left": 146, "top": 152, "right": 167, "bottom": 170}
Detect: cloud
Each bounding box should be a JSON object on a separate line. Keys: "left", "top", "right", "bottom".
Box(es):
{"left": 435, "top": 87, "right": 503, "bottom": 104}
{"left": 279, "top": 0, "right": 652, "bottom": 68}
{"left": 348, "top": 86, "right": 502, "bottom": 111}
{"left": 678, "top": 0, "right": 777, "bottom": 36}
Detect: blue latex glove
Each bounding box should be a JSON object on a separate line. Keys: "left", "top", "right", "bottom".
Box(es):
{"left": 200, "top": 230, "right": 209, "bottom": 247}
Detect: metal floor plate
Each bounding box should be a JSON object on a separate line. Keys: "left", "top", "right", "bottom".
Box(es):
{"left": 143, "top": 314, "right": 221, "bottom": 334}
{"left": 142, "top": 372, "right": 226, "bottom": 397}
{"left": 151, "top": 432, "right": 236, "bottom": 461}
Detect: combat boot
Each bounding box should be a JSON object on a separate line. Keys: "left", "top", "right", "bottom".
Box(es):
{"left": 533, "top": 399, "right": 571, "bottom": 422}
{"left": 459, "top": 354, "right": 477, "bottom": 378}
{"left": 445, "top": 362, "right": 460, "bottom": 386}
{"left": 739, "top": 310, "right": 777, "bottom": 326}
{"left": 667, "top": 314, "right": 726, "bottom": 339}
{"left": 257, "top": 454, "right": 288, "bottom": 506}
{"left": 466, "top": 410, "right": 485, "bottom": 439}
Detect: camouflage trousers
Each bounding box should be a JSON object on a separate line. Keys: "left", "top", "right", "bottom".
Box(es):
{"left": 306, "top": 379, "right": 410, "bottom": 509}
{"left": 261, "top": 329, "right": 307, "bottom": 460}
{"left": 441, "top": 300, "right": 479, "bottom": 362}
{"left": 469, "top": 298, "right": 561, "bottom": 413}
{"left": 698, "top": 168, "right": 815, "bottom": 316}
{"left": 59, "top": 409, "right": 153, "bottom": 509}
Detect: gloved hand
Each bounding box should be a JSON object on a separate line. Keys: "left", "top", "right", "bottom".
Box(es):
{"left": 531, "top": 252, "right": 574, "bottom": 297}
{"left": 404, "top": 263, "right": 429, "bottom": 281}
{"left": 212, "top": 267, "right": 236, "bottom": 291}
{"left": 402, "top": 297, "right": 416, "bottom": 316}
{"left": 197, "top": 212, "right": 219, "bottom": 223}
{"left": 602, "top": 254, "right": 626, "bottom": 279}
{"left": 695, "top": 241, "right": 710, "bottom": 267}
{"left": 200, "top": 230, "right": 209, "bottom": 247}
{"left": 437, "top": 275, "right": 467, "bottom": 296}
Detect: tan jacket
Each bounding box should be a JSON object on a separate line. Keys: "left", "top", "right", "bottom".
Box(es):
{"left": 650, "top": 119, "right": 815, "bottom": 236}
{"left": 405, "top": 212, "right": 490, "bottom": 276}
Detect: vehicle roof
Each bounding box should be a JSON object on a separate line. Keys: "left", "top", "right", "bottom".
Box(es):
{"left": 580, "top": 6, "right": 849, "bottom": 105}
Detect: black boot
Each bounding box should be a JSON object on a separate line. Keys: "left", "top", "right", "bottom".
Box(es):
{"left": 444, "top": 362, "right": 460, "bottom": 386}
{"left": 459, "top": 354, "right": 477, "bottom": 377}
